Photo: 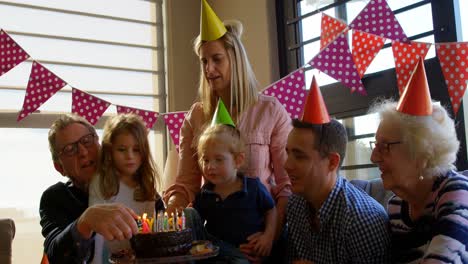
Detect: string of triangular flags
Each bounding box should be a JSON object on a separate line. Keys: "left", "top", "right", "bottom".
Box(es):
{"left": 2, "top": 0, "right": 468, "bottom": 151}
{"left": 309, "top": 0, "right": 468, "bottom": 114}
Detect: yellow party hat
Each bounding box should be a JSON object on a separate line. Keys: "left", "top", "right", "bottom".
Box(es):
{"left": 200, "top": 0, "right": 227, "bottom": 41}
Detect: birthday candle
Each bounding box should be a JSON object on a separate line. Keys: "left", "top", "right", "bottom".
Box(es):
{"left": 137, "top": 216, "right": 143, "bottom": 233}
{"left": 164, "top": 212, "right": 169, "bottom": 232}
{"left": 148, "top": 217, "right": 155, "bottom": 232}
{"left": 174, "top": 209, "right": 179, "bottom": 231}
{"left": 181, "top": 210, "right": 186, "bottom": 230}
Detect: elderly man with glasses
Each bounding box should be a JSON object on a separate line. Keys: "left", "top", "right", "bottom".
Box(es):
{"left": 39, "top": 114, "right": 138, "bottom": 263}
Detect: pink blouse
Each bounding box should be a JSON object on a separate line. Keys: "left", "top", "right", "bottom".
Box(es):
{"left": 164, "top": 94, "right": 292, "bottom": 204}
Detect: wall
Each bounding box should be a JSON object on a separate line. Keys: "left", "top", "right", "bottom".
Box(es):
{"left": 165, "top": 0, "right": 280, "bottom": 113}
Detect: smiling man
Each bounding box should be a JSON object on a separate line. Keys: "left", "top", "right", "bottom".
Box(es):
{"left": 284, "top": 78, "right": 391, "bottom": 264}
{"left": 39, "top": 114, "right": 139, "bottom": 263}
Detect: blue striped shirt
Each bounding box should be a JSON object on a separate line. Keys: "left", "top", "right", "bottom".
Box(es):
{"left": 388, "top": 170, "right": 468, "bottom": 263}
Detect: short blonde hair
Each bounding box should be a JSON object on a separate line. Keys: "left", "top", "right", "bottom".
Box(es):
{"left": 48, "top": 114, "right": 96, "bottom": 163}
{"left": 197, "top": 124, "right": 245, "bottom": 167}
{"left": 193, "top": 20, "right": 259, "bottom": 124}
{"left": 99, "top": 113, "right": 161, "bottom": 201}
{"left": 370, "top": 100, "right": 460, "bottom": 177}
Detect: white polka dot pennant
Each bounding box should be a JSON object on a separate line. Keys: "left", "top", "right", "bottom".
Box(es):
{"left": 320, "top": 13, "right": 348, "bottom": 50}
{"left": 352, "top": 30, "right": 385, "bottom": 78}
{"left": 17, "top": 61, "right": 67, "bottom": 121}
{"left": 349, "top": 0, "right": 408, "bottom": 43}
{"left": 116, "top": 105, "right": 159, "bottom": 129}
{"left": 0, "top": 29, "right": 30, "bottom": 77}
{"left": 435, "top": 42, "right": 468, "bottom": 115}
{"left": 309, "top": 33, "right": 367, "bottom": 95}
{"left": 162, "top": 111, "right": 188, "bottom": 152}
{"left": 72, "top": 88, "right": 111, "bottom": 125}
{"left": 392, "top": 41, "right": 431, "bottom": 95}
{"left": 261, "top": 68, "right": 307, "bottom": 119}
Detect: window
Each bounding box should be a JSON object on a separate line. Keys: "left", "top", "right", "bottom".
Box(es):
{"left": 0, "top": 1, "right": 165, "bottom": 262}
{"left": 277, "top": 0, "right": 468, "bottom": 180}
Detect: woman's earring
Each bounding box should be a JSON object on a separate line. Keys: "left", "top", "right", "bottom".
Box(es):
{"left": 419, "top": 175, "right": 424, "bottom": 181}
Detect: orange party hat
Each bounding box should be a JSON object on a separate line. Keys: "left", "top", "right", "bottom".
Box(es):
{"left": 301, "top": 76, "right": 330, "bottom": 124}
{"left": 396, "top": 58, "right": 433, "bottom": 116}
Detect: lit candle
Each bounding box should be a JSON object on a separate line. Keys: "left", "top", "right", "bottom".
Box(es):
{"left": 142, "top": 213, "right": 150, "bottom": 233}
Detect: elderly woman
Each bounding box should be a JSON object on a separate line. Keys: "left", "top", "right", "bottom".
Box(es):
{"left": 370, "top": 100, "right": 468, "bottom": 263}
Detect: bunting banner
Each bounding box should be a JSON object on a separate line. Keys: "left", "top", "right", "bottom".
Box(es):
{"left": 261, "top": 68, "right": 307, "bottom": 119}
{"left": 320, "top": 13, "right": 348, "bottom": 50}
{"left": 436, "top": 42, "right": 468, "bottom": 114}
{"left": 349, "top": 0, "right": 408, "bottom": 43}
{"left": 163, "top": 111, "right": 187, "bottom": 152}
{"left": 17, "top": 61, "right": 67, "bottom": 121}
{"left": 352, "top": 30, "right": 385, "bottom": 78}
{"left": 0, "top": 29, "right": 30, "bottom": 77}
{"left": 309, "top": 32, "right": 367, "bottom": 95}
{"left": 392, "top": 41, "right": 431, "bottom": 95}
{"left": 116, "top": 105, "right": 159, "bottom": 129}
{"left": 72, "top": 88, "right": 111, "bottom": 125}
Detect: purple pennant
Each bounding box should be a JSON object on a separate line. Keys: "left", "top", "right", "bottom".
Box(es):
{"left": 349, "top": 0, "right": 408, "bottom": 43}
{"left": 261, "top": 68, "right": 307, "bottom": 119}
{"left": 308, "top": 32, "right": 367, "bottom": 95}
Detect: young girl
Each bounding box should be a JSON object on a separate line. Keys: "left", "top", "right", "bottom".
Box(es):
{"left": 89, "top": 113, "right": 164, "bottom": 263}
{"left": 193, "top": 124, "right": 277, "bottom": 262}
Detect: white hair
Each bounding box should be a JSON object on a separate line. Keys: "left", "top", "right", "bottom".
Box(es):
{"left": 370, "top": 99, "right": 460, "bottom": 177}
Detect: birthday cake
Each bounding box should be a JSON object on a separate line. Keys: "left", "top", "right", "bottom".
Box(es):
{"left": 129, "top": 211, "right": 193, "bottom": 258}
{"left": 130, "top": 228, "right": 193, "bottom": 258}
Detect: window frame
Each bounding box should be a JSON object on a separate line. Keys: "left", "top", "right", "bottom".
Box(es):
{"left": 276, "top": 0, "right": 467, "bottom": 171}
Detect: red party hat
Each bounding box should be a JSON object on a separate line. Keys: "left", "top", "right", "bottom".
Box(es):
{"left": 396, "top": 58, "right": 433, "bottom": 116}
{"left": 301, "top": 76, "right": 330, "bottom": 124}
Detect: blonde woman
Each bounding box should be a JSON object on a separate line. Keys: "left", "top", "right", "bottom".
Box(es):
{"left": 164, "top": 20, "right": 291, "bottom": 262}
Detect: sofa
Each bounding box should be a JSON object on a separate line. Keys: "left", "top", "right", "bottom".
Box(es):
{"left": 0, "top": 218, "right": 15, "bottom": 264}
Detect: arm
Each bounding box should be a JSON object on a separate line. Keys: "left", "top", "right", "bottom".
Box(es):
{"left": 40, "top": 187, "right": 94, "bottom": 263}
{"left": 164, "top": 103, "right": 205, "bottom": 213}
{"left": 269, "top": 99, "right": 292, "bottom": 235}
{"left": 251, "top": 207, "right": 277, "bottom": 256}
{"left": 421, "top": 175, "right": 468, "bottom": 263}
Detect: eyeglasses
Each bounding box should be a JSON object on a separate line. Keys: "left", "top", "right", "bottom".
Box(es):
{"left": 369, "top": 141, "right": 401, "bottom": 154}
{"left": 57, "top": 133, "right": 96, "bottom": 157}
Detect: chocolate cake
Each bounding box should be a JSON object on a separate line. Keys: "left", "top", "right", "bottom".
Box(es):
{"left": 130, "top": 228, "right": 193, "bottom": 258}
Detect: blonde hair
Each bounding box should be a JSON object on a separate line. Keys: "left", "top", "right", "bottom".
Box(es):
{"left": 48, "top": 113, "right": 96, "bottom": 163}
{"left": 370, "top": 100, "right": 460, "bottom": 177}
{"left": 194, "top": 20, "right": 259, "bottom": 124}
{"left": 197, "top": 124, "right": 245, "bottom": 167}
{"left": 99, "top": 113, "right": 161, "bottom": 201}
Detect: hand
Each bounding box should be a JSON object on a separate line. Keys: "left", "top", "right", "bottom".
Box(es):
{"left": 239, "top": 236, "right": 263, "bottom": 264}
{"left": 77, "top": 203, "right": 138, "bottom": 241}
{"left": 165, "top": 194, "right": 188, "bottom": 215}
{"left": 249, "top": 232, "right": 273, "bottom": 257}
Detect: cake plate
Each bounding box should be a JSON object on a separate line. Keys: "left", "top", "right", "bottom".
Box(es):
{"left": 110, "top": 245, "right": 219, "bottom": 264}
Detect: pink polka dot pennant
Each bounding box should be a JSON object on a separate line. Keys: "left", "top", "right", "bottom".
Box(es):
{"left": 72, "top": 88, "right": 110, "bottom": 125}
{"left": 352, "top": 30, "right": 385, "bottom": 78}
{"left": 392, "top": 41, "right": 431, "bottom": 95}
{"left": 17, "top": 61, "right": 67, "bottom": 121}
{"left": 435, "top": 42, "right": 468, "bottom": 115}
{"left": 1, "top": 29, "right": 30, "bottom": 77}
{"left": 349, "top": 0, "right": 408, "bottom": 43}
{"left": 163, "top": 111, "right": 188, "bottom": 152}
{"left": 261, "top": 68, "right": 307, "bottom": 119}
{"left": 116, "top": 105, "right": 159, "bottom": 129}
{"left": 320, "top": 13, "right": 348, "bottom": 50}
{"left": 309, "top": 32, "right": 367, "bottom": 95}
